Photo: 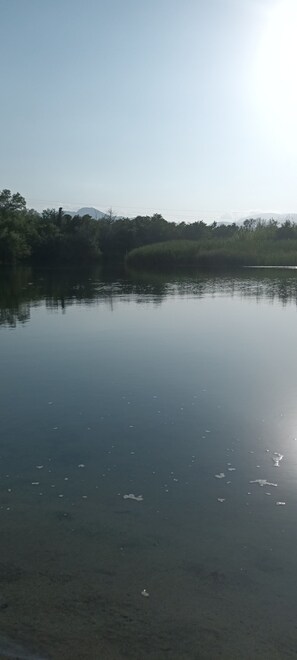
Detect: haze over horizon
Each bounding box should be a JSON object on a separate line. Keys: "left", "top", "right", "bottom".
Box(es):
{"left": 1, "top": 0, "right": 297, "bottom": 223}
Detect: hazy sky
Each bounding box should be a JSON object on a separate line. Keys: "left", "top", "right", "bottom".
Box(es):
{"left": 1, "top": 0, "right": 297, "bottom": 221}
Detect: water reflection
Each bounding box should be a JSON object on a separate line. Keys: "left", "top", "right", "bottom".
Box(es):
{"left": 1, "top": 265, "right": 297, "bottom": 327}
{"left": 1, "top": 264, "right": 297, "bottom": 658}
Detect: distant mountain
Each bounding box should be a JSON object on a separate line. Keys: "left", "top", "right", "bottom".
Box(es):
{"left": 66, "top": 207, "right": 122, "bottom": 220}
{"left": 75, "top": 207, "right": 106, "bottom": 220}
{"left": 66, "top": 207, "right": 106, "bottom": 219}
{"left": 66, "top": 207, "right": 297, "bottom": 225}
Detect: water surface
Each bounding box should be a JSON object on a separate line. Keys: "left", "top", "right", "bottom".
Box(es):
{"left": 1, "top": 266, "right": 297, "bottom": 659}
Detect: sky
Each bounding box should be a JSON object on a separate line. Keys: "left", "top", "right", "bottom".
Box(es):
{"left": 1, "top": 0, "right": 297, "bottom": 222}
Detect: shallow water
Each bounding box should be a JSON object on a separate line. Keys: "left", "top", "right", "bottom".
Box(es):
{"left": 1, "top": 265, "right": 297, "bottom": 658}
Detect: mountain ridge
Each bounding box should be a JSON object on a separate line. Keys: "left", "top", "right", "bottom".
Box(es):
{"left": 67, "top": 207, "right": 297, "bottom": 224}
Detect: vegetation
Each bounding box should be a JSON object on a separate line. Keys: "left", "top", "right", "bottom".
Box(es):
{"left": 2, "top": 188, "right": 297, "bottom": 268}
{"left": 0, "top": 190, "right": 102, "bottom": 264}
{"left": 126, "top": 237, "right": 297, "bottom": 269}
{"left": 126, "top": 219, "right": 297, "bottom": 269}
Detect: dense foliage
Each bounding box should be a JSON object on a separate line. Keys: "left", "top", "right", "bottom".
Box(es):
{"left": 1, "top": 189, "right": 297, "bottom": 267}
{"left": 0, "top": 190, "right": 102, "bottom": 264}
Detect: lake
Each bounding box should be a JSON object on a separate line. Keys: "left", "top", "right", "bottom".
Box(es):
{"left": 1, "top": 265, "right": 297, "bottom": 659}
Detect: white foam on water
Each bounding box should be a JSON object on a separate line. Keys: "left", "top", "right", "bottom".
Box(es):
{"left": 272, "top": 453, "right": 283, "bottom": 467}
{"left": 250, "top": 479, "right": 277, "bottom": 487}
{"left": 215, "top": 473, "right": 225, "bottom": 479}
{"left": 123, "top": 493, "right": 143, "bottom": 502}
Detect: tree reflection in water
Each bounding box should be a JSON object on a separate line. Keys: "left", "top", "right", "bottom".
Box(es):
{"left": 1, "top": 265, "right": 297, "bottom": 327}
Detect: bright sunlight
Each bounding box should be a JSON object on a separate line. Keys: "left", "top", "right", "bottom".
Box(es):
{"left": 254, "top": 0, "right": 297, "bottom": 151}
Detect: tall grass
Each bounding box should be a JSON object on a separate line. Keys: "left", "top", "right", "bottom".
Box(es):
{"left": 126, "top": 238, "right": 297, "bottom": 269}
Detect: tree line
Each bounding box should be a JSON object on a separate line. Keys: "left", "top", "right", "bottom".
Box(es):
{"left": 1, "top": 188, "right": 297, "bottom": 265}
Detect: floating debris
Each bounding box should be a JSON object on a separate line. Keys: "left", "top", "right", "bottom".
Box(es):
{"left": 215, "top": 473, "right": 225, "bottom": 479}
{"left": 217, "top": 498, "right": 225, "bottom": 503}
{"left": 78, "top": 464, "right": 85, "bottom": 468}
{"left": 249, "top": 479, "right": 277, "bottom": 487}
{"left": 276, "top": 501, "right": 286, "bottom": 506}
{"left": 228, "top": 467, "right": 236, "bottom": 472}
{"left": 32, "top": 482, "right": 39, "bottom": 486}
{"left": 141, "top": 589, "right": 149, "bottom": 597}
{"left": 123, "top": 493, "right": 143, "bottom": 502}
{"left": 272, "top": 453, "right": 283, "bottom": 467}
{"left": 36, "top": 465, "right": 44, "bottom": 469}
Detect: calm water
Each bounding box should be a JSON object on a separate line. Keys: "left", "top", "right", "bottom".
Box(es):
{"left": 1, "top": 265, "right": 297, "bottom": 659}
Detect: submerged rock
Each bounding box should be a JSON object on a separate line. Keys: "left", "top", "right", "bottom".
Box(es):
{"left": 0, "top": 635, "right": 46, "bottom": 659}
{"left": 0, "top": 595, "right": 8, "bottom": 609}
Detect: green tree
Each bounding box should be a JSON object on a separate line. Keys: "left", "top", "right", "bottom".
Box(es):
{"left": 0, "top": 189, "right": 26, "bottom": 214}
{"left": 0, "top": 189, "right": 31, "bottom": 262}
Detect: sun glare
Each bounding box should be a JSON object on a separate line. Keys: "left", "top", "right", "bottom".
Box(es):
{"left": 254, "top": 0, "right": 297, "bottom": 151}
